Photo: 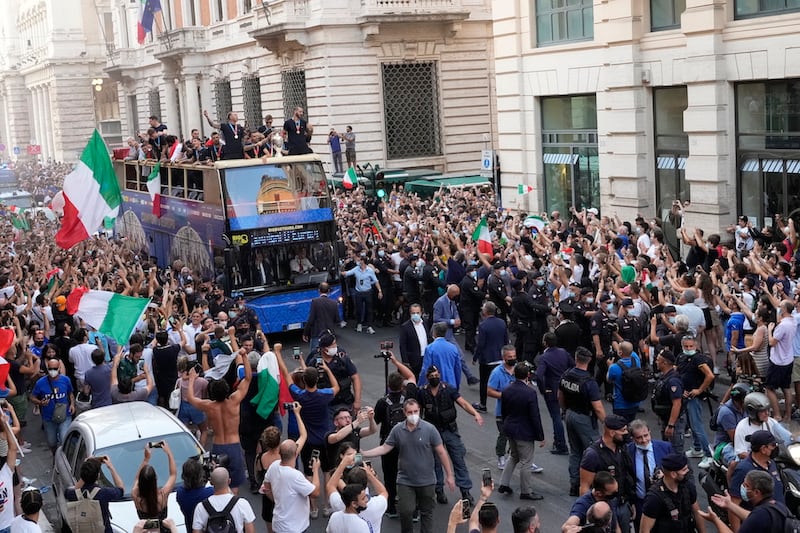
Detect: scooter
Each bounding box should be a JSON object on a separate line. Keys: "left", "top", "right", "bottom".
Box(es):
{"left": 699, "top": 454, "right": 731, "bottom": 527}
{"left": 775, "top": 442, "right": 800, "bottom": 518}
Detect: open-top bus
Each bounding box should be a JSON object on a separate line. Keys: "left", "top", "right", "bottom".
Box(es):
{"left": 113, "top": 155, "right": 342, "bottom": 333}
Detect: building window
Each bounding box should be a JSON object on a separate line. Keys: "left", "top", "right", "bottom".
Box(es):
{"left": 541, "top": 95, "right": 598, "bottom": 214}
{"left": 185, "top": 0, "right": 198, "bottom": 25}
{"left": 148, "top": 89, "right": 162, "bottom": 121}
{"left": 535, "top": 0, "right": 593, "bottom": 46}
{"left": 127, "top": 95, "right": 139, "bottom": 136}
{"left": 735, "top": 0, "right": 800, "bottom": 19}
{"left": 651, "top": 0, "right": 685, "bottom": 30}
{"left": 242, "top": 0, "right": 253, "bottom": 14}
{"left": 736, "top": 80, "right": 800, "bottom": 226}
{"left": 242, "top": 76, "right": 263, "bottom": 129}
{"left": 381, "top": 62, "right": 441, "bottom": 160}
{"left": 213, "top": 0, "right": 225, "bottom": 22}
{"left": 281, "top": 69, "right": 308, "bottom": 122}
{"left": 213, "top": 80, "right": 232, "bottom": 120}
{"left": 654, "top": 87, "right": 689, "bottom": 211}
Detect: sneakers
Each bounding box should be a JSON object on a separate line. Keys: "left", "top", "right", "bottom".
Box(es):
{"left": 356, "top": 324, "right": 363, "bottom": 333}
{"left": 339, "top": 320, "right": 347, "bottom": 328}
{"left": 323, "top": 507, "right": 332, "bottom": 518}
{"left": 310, "top": 509, "right": 319, "bottom": 520}
{"left": 472, "top": 402, "right": 487, "bottom": 413}
{"left": 530, "top": 463, "right": 544, "bottom": 474}
{"left": 497, "top": 456, "right": 507, "bottom": 470}
{"left": 713, "top": 366, "right": 721, "bottom": 376}
{"left": 367, "top": 326, "right": 376, "bottom": 335}
{"left": 386, "top": 508, "right": 398, "bottom": 519}
{"left": 698, "top": 457, "right": 714, "bottom": 470}
{"left": 685, "top": 449, "right": 704, "bottom": 458}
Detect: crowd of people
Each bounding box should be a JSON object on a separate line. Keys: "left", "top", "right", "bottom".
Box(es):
{"left": 0, "top": 154, "right": 799, "bottom": 533}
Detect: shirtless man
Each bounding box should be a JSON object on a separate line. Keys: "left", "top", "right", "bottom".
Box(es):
{"left": 187, "top": 327, "right": 252, "bottom": 494}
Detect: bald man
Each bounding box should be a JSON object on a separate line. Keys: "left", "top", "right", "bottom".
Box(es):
{"left": 434, "top": 284, "right": 480, "bottom": 385}
{"left": 264, "top": 440, "right": 321, "bottom": 533}
{"left": 192, "top": 467, "right": 256, "bottom": 533}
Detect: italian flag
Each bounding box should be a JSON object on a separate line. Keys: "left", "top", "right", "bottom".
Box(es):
{"left": 524, "top": 215, "right": 546, "bottom": 232}
{"left": 66, "top": 287, "right": 149, "bottom": 346}
{"left": 8, "top": 206, "right": 28, "bottom": 231}
{"left": 471, "top": 217, "right": 493, "bottom": 255}
{"left": 55, "top": 131, "right": 121, "bottom": 249}
{"left": 343, "top": 167, "right": 357, "bottom": 190}
{"left": 146, "top": 163, "right": 162, "bottom": 217}
{"left": 252, "top": 351, "right": 294, "bottom": 417}
{"left": 518, "top": 184, "right": 534, "bottom": 194}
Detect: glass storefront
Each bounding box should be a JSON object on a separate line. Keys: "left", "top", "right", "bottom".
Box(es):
{"left": 541, "top": 95, "right": 599, "bottom": 214}
{"left": 736, "top": 80, "right": 800, "bottom": 226}
{"left": 654, "top": 87, "right": 689, "bottom": 208}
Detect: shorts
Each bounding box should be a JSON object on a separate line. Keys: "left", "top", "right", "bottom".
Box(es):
{"left": 792, "top": 358, "right": 800, "bottom": 383}
{"left": 766, "top": 361, "right": 793, "bottom": 390}
{"left": 212, "top": 442, "right": 247, "bottom": 489}
{"left": 177, "top": 401, "right": 207, "bottom": 426}
{"left": 300, "top": 443, "right": 331, "bottom": 476}
{"left": 261, "top": 493, "right": 275, "bottom": 522}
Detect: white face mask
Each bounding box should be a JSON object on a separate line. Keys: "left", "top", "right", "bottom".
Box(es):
{"left": 184, "top": 288, "right": 194, "bottom": 295}
{"left": 406, "top": 413, "right": 420, "bottom": 425}
{"left": 326, "top": 346, "right": 338, "bottom": 356}
{"left": 48, "top": 369, "right": 59, "bottom": 378}
{"left": 218, "top": 320, "right": 227, "bottom": 328}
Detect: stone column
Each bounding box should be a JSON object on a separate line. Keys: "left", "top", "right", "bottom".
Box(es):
{"left": 183, "top": 73, "right": 201, "bottom": 136}
{"left": 42, "top": 85, "right": 54, "bottom": 160}
{"left": 163, "top": 70, "right": 180, "bottom": 137}
{"left": 30, "top": 87, "right": 41, "bottom": 155}
{"left": 1, "top": 77, "right": 31, "bottom": 157}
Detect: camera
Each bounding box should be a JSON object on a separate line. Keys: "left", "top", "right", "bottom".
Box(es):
{"left": 201, "top": 451, "right": 230, "bottom": 480}
{"left": 380, "top": 341, "right": 393, "bottom": 350}
{"left": 283, "top": 402, "right": 294, "bottom": 410}
{"left": 143, "top": 519, "right": 161, "bottom": 531}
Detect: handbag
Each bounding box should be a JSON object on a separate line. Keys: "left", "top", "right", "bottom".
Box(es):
{"left": 75, "top": 390, "right": 92, "bottom": 415}
{"left": 169, "top": 386, "right": 181, "bottom": 410}
{"left": 48, "top": 379, "right": 68, "bottom": 424}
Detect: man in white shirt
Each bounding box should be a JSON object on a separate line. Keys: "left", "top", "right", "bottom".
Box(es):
{"left": 263, "top": 439, "right": 321, "bottom": 533}
{"left": 326, "top": 482, "right": 387, "bottom": 533}
{"left": 68, "top": 328, "right": 97, "bottom": 387}
{"left": 674, "top": 290, "right": 705, "bottom": 334}
{"left": 325, "top": 451, "right": 389, "bottom": 532}
{"left": 766, "top": 300, "right": 798, "bottom": 420}
{"left": 192, "top": 467, "right": 256, "bottom": 533}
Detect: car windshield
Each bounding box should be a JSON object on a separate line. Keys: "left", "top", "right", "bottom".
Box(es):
{"left": 94, "top": 432, "right": 203, "bottom": 498}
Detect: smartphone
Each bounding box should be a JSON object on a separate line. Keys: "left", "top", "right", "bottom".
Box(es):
{"left": 355, "top": 453, "right": 362, "bottom": 465}
{"left": 143, "top": 519, "right": 161, "bottom": 530}
{"left": 282, "top": 402, "right": 294, "bottom": 410}
{"left": 316, "top": 357, "right": 323, "bottom": 366}
{"left": 481, "top": 468, "right": 492, "bottom": 487}
{"left": 310, "top": 449, "right": 320, "bottom": 464}
{"left": 461, "top": 499, "right": 471, "bottom": 520}
{"left": 293, "top": 346, "right": 301, "bottom": 360}
{"left": 364, "top": 460, "right": 372, "bottom": 468}
{"left": 148, "top": 441, "right": 164, "bottom": 449}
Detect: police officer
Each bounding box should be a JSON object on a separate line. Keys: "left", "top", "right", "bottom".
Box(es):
{"left": 487, "top": 261, "right": 512, "bottom": 321}
{"left": 617, "top": 298, "right": 642, "bottom": 348}
{"left": 592, "top": 293, "right": 622, "bottom": 400}
{"left": 639, "top": 453, "right": 703, "bottom": 533}
{"left": 559, "top": 346, "right": 607, "bottom": 496}
{"left": 459, "top": 265, "right": 485, "bottom": 354}
{"left": 417, "top": 365, "right": 484, "bottom": 505}
{"left": 555, "top": 300, "right": 583, "bottom": 357}
{"left": 308, "top": 332, "right": 362, "bottom": 413}
{"left": 528, "top": 270, "right": 552, "bottom": 361}
{"left": 651, "top": 350, "right": 686, "bottom": 455}
{"left": 574, "top": 287, "right": 598, "bottom": 351}
{"left": 510, "top": 279, "right": 537, "bottom": 364}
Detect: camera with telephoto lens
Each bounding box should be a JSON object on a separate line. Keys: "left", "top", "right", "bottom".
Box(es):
{"left": 201, "top": 451, "right": 229, "bottom": 480}
{"left": 374, "top": 341, "right": 394, "bottom": 360}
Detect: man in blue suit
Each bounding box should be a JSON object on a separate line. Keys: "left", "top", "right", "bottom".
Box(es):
{"left": 433, "top": 284, "right": 479, "bottom": 385}
{"left": 627, "top": 419, "right": 673, "bottom": 531}
{"left": 419, "top": 322, "right": 463, "bottom": 390}
{"left": 472, "top": 301, "right": 508, "bottom": 412}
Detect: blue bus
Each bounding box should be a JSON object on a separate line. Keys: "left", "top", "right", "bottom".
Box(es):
{"left": 114, "top": 155, "right": 342, "bottom": 333}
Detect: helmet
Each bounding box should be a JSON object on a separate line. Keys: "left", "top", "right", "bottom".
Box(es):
{"left": 730, "top": 382, "right": 752, "bottom": 401}
{"left": 744, "top": 392, "right": 770, "bottom": 421}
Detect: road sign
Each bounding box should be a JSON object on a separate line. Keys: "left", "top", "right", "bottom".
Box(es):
{"left": 480, "top": 149, "right": 494, "bottom": 178}
{"left": 12, "top": 147, "right": 19, "bottom": 155}
{"left": 0, "top": 144, "right": 5, "bottom": 152}
{"left": 27, "top": 145, "right": 41, "bottom": 155}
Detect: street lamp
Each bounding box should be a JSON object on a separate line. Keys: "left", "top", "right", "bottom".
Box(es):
{"left": 91, "top": 78, "right": 104, "bottom": 133}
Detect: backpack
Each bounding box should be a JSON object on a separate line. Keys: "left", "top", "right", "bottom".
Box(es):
{"left": 66, "top": 487, "right": 104, "bottom": 533}
{"left": 202, "top": 496, "right": 240, "bottom": 533}
{"left": 708, "top": 402, "right": 724, "bottom": 432}
{"left": 384, "top": 394, "right": 406, "bottom": 429}
{"left": 617, "top": 358, "right": 649, "bottom": 403}
{"left": 764, "top": 502, "right": 800, "bottom": 533}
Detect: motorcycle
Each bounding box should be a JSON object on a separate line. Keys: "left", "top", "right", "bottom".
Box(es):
{"left": 775, "top": 442, "right": 800, "bottom": 518}
{"left": 699, "top": 454, "right": 731, "bottom": 527}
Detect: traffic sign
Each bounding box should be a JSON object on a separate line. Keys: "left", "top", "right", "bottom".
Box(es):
{"left": 480, "top": 149, "right": 494, "bottom": 178}
{"left": 0, "top": 144, "right": 5, "bottom": 152}
{"left": 12, "top": 147, "right": 19, "bottom": 155}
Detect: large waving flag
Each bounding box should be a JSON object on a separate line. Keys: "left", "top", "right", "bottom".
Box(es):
{"left": 471, "top": 217, "right": 493, "bottom": 255}
{"left": 66, "top": 288, "right": 149, "bottom": 346}
{"left": 55, "top": 131, "right": 121, "bottom": 249}
{"left": 343, "top": 167, "right": 357, "bottom": 190}
{"left": 253, "top": 349, "right": 294, "bottom": 417}
{"left": 146, "top": 163, "right": 162, "bottom": 217}
{"left": 138, "top": 0, "right": 162, "bottom": 44}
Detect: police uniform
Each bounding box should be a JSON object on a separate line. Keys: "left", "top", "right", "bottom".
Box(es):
{"left": 641, "top": 473, "right": 698, "bottom": 533}
{"left": 559, "top": 367, "right": 602, "bottom": 494}
{"left": 652, "top": 367, "right": 686, "bottom": 454}
{"left": 590, "top": 307, "right": 616, "bottom": 396}
{"left": 487, "top": 271, "right": 510, "bottom": 321}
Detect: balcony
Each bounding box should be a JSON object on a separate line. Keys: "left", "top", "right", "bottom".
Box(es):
{"left": 357, "top": 0, "right": 469, "bottom": 39}
{"left": 154, "top": 27, "right": 208, "bottom": 61}
{"left": 248, "top": 0, "right": 310, "bottom": 55}
{"left": 105, "top": 48, "right": 139, "bottom": 85}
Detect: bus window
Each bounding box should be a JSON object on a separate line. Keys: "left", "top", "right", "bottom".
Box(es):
{"left": 231, "top": 242, "right": 338, "bottom": 291}
{"left": 169, "top": 167, "right": 186, "bottom": 199}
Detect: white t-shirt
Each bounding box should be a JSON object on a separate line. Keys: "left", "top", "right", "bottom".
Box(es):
{"left": 674, "top": 303, "right": 704, "bottom": 332}
{"left": 136, "top": 347, "right": 153, "bottom": 392}
{"left": 265, "top": 461, "right": 316, "bottom": 533}
{"left": 69, "top": 343, "right": 97, "bottom": 381}
{"left": 191, "top": 493, "right": 256, "bottom": 533}
{"left": 0, "top": 463, "right": 15, "bottom": 528}
{"left": 326, "top": 511, "right": 372, "bottom": 533}
{"left": 10, "top": 515, "right": 41, "bottom": 533}
{"left": 733, "top": 417, "right": 792, "bottom": 457}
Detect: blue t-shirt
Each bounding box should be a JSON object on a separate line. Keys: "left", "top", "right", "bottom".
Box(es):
{"left": 31, "top": 375, "right": 73, "bottom": 421}
{"left": 289, "top": 384, "right": 334, "bottom": 445}
{"left": 730, "top": 455, "right": 785, "bottom": 506}
{"left": 487, "top": 364, "right": 515, "bottom": 416}
{"left": 176, "top": 485, "right": 214, "bottom": 529}
{"left": 725, "top": 313, "right": 746, "bottom": 352}
{"left": 714, "top": 399, "right": 744, "bottom": 446}
{"left": 329, "top": 135, "right": 341, "bottom": 153}
{"left": 84, "top": 364, "right": 112, "bottom": 408}
{"left": 607, "top": 354, "right": 642, "bottom": 409}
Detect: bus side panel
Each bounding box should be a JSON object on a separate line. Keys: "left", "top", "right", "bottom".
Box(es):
{"left": 248, "top": 284, "right": 342, "bottom": 334}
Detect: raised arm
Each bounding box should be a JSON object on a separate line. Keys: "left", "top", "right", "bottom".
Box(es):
{"left": 202, "top": 110, "right": 221, "bottom": 130}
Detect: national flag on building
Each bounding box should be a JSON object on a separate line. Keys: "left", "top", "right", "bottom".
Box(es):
{"left": 343, "top": 167, "right": 357, "bottom": 190}
{"left": 471, "top": 217, "right": 493, "bottom": 255}
{"left": 66, "top": 287, "right": 149, "bottom": 346}
{"left": 138, "top": 0, "right": 162, "bottom": 44}
{"left": 524, "top": 215, "right": 546, "bottom": 232}
{"left": 518, "top": 184, "right": 534, "bottom": 195}
{"left": 146, "top": 163, "right": 162, "bottom": 217}
{"left": 55, "top": 131, "right": 121, "bottom": 249}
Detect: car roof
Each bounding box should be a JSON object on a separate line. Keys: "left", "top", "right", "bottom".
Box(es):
{"left": 74, "top": 402, "right": 189, "bottom": 450}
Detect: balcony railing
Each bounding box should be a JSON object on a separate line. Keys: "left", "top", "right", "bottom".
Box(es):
{"left": 254, "top": 0, "right": 309, "bottom": 27}
{"left": 361, "top": 0, "right": 462, "bottom": 14}
{"left": 156, "top": 27, "right": 208, "bottom": 57}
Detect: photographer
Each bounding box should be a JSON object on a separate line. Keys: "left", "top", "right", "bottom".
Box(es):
{"left": 307, "top": 332, "right": 361, "bottom": 412}
{"left": 132, "top": 441, "right": 177, "bottom": 532}
{"left": 175, "top": 458, "right": 213, "bottom": 531}
{"left": 65, "top": 456, "right": 125, "bottom": 533}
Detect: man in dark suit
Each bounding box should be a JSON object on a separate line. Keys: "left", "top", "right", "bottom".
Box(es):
{"left": 627, "top": 419, "right": 673, "bottom": 530}
{"left": 398, "top": 302, "right": 430, "bottom": 378}
{"left": 458, "top": 265, "right": 485, "bottom": 354}
{"left": 303, "top": 282, "right": 341, "bottom": 354}
{"left": 497, "top": 362, "right": 545, "bottom": 500}
{"left": 472, "top": 301, "right": 508, "bottom": 412}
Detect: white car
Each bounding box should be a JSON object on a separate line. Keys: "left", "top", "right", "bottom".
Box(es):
{"left": 53, "top": 402, "right": 204, "bottom": 533}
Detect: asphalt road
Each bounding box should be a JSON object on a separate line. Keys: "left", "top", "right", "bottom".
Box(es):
{"left": 23, "top": 321, "right": 755, "bottom": 532}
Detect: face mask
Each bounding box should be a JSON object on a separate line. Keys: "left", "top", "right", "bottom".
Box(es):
{"left": 606, "top": 303, "right": 614, "bottom": 312}
{"left": 536, "top": 279, "right": 545, "bottom": 287}
{"left": 740, "top": 484, "right": 749, "bottom": 502}
{"left": 668, "top": 316, "right": 676, "bottom": 324}
{"left": 428, "top": 377, "right": 441, "bottom": 388}
{"left": 48, "top": 369, "right": 59, "bottom": 378}
{"left": 378, "top": 250, "right": 385, "bottom": 257}
{"left": 585, "top": 297, "right": 594, "bottom": 304}
{"left": 500, "top": 270, "right": 508, "bottom": 276}
{"left": 683, "top": 349, "right": 696, "bottom": 356}
{"left": 505, "top": 358, "right": 517, "bottom": 367}
{"left": 326, "top": 346, "right": 338, "bottom": 356}
{"left": 218, "top": 321, "right": 227, "bottom": 328}
{"left": 770, "top": 446, "right": 779, "bottom": 459}
{"left": 406, "top": 413, "right": 420, "bottom": 425}
{"left": 635, "top": 443, "right": 650, "bottom": 451}
{"left": 34, "top": 340, "right": 44, "bottom": 347}
{"left": 185, "top": 288, "right": 194, "bottom": 295}
{"left": 628, "top": 306, "right": 641, "bottom": 317}
{"left": 229, "top": 311, "right": 237, "bottom": 319}
{"left": 411, "top": 313, "right": 422, "bottom": 323}
{"left": 355, "top": 505, "right": 368, "bottom": 513}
